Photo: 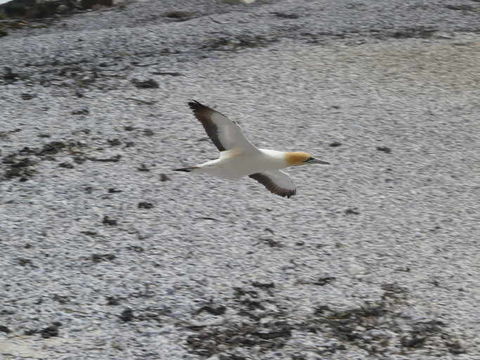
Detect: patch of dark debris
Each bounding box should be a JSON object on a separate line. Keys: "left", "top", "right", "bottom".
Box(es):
{"left": 24, "top": 322, "right": 61, "bottom": 339}
{"left": 1, "top": 140, "right": 86, "bottom": 181}
{"left": 115, "top": 305, "right": 172, "bottom": 324}
{"left": 102, "top": 216, "right": 117, "bottom": 226}
{"left": 202, "top": 35, "right": 277, "bottom": 52}
{"left": 1, "top": 62, "right": 123, "bottom": 89}
{"left": 272, "top": 12, "right": 300, "bottom": 19}
{"left": 0, "top": 0, "right": 113, "bottom": 19}
{"left": 0, "top": 325, "right": 11, "bottom": 334}
{"left": 376, "top": 146, "right": 392, "bottom": 154}
{"left": 183, "top": 282, "right": 467, "bottom": 358}
{"left": 0, "top": 0, "right": 118, "bottom": 39}
{"left": 344, "top": 208, "right": 360, "bottom": 215}
{"left": 2, "top": 156, "right": 36, "bottom": 181}
{"left": 131, "top": 78, "right": 159, "bottom": 89}
{"left": 138, "top": 201, "right": 154, "bottom": 209}
{"left": 185, "top": 283, "right": 291, "bottom": 358}
{"left": 445, "top": 4, "right": 476, "bottom": 11}
{"left": 305, "top": 283, "right": 467, "bottom": 356}
{"left": 0, "top": 131, "right": 151, "bottom": 180}
{"left": 91, "top": 253, "right": 116, "bottom": 263}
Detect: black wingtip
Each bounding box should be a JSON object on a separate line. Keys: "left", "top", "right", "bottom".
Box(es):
{"left": 188, "top": 100, "right": 203, "bottom": 111}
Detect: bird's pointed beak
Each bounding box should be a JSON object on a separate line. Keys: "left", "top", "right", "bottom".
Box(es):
{"left": 310, "top": 158, "right": 330, "bottom": 165}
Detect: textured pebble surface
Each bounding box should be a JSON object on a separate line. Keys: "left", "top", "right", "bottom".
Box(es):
{"left": 1, "top": 0, "right": 480, "bottom": 359}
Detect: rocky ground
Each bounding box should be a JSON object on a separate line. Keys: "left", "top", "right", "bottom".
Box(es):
{"left": 1, "top": 0, "right": 480, "bottom": 359}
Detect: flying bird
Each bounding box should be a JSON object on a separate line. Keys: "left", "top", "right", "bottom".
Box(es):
{"left": 175, "top": 100, "right": 330, "bottom": 198}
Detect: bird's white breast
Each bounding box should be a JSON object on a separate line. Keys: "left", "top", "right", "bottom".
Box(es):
{"left": 199, "top": 148, "right": 288, "bottom": 179}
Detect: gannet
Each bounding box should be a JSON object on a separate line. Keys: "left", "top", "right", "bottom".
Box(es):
{"left": 174, "top": 100, "right": 330, "bottom": 198}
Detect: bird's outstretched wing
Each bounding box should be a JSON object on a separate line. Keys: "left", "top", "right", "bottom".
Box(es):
{"left": 249, "top": 170, "right": 296, "bottom": 198}
{"left": 188, "top": 100, "right": 258, "bottom": 152}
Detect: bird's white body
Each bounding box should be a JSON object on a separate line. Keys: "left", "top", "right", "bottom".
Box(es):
{"left": 195, "top": 149, "right": 288, "bottom": 180}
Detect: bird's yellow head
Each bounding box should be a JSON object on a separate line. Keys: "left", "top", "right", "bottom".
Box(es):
{"left": 285, "top": 152, "right": 330, "bottom": 166}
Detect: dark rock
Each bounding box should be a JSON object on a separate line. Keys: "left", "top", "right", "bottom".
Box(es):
{"left": 24, "top": 329, "right": 38, "bottom": 336}
{"left": 17, "top": 257, "right": 33, "bottom": 266}
{"left": 151, "top": 71, "right": 183, "bottom": 77}
{"left": 314, "top": 276, "right": 336, "bottom": 286}
{"left": 126, "top": 245, "right": 144, "bottom": 252}
{"left": 137, "top": 163, "right": 150, "bottom": 172}
{"left": 71, "top": 107, "right": 89, "bottom": 115}
{"left": 381, "top": 282, "right": 408, "bottom": 298}
{"left": 87, "top": 154, "right": 121, "bottom": 162}
{"left": 0, "top": 325, "right": 11, "bottom": 333}
{"left": 131, "top": 78, "right": 159, "bottom": 89}
{"left": 119, "top": 308, "right": 134, "bottom": 322}
{"left": 3, "top": 67, "right": 19, "bottom": 83}
{"left": 18, "top": 146, "right": 35, "bottom": 155}
{"left": 160, "top": 173, "right": 170, "bottom": 182}
{"left": 345, "top": 208, "right": 359, "bottom": 215}
{"left": 1, "top": 0, "right": 35, "bottom": 18}
{"left": 251, "top": 281, "right": 275, "bottom": 289}
{"left": 390, "top": 27, "right": 436, "bottom": 39}
{"left": 73, "top": 156, "right": 86, "bottom": 164}
{"left": 59, "top": 162, "right": 74, "bottom": 169}
{"left": 272, "top": 12, "right": 300, "bottom": 19}
{"left": 220, "top": 355, "right": 246, "bottom": 360}
{"left": 138, "top": 202, "right": 154, "bottom": 209}
{"left": 80, "top": 0, "right": 113, "bottom": 10}
{"left": 376, "top": 146, "right": 392, "bottom": 153}
{"left": 401, "top": 334, "right": 426, "bottom": 348}
{"left": 253, "top": 324, "right": 292, "bottom": 340}
{"left": 108, "top": 188, "right": 122, "bottom": 193}
{"left": 3, "top": 156, "right": 36, "bottom": 180}
{"left": 123, "top": 125, "right": 135, "bottom": 131}
{"left": 52, "top": 294, "right": 69, "bottom": 304}
{"left": 91, "top": 253, "right": 116, "bottom": 262}
{"left": 37, "top": 141, "right": 66, "bottom": 156}
{"left": 197, "top": 304, "right": 227, "bottom": 316}
{"left": 107, "top": 138, "right": 121, "bottom": 146}
{"left": 75, "top": 89, "right": 85, "bottom": 98}
{"left": 445, "top": 4, "right": 474, "bottom": 11}
{"left": 143, "top": 128, "right": 154, "bottom": 136}
{"left": 102, "top": 216, "right": 117, "bottom": 226}
{"left": 106, "top": 296, "right": 120, "bottom": 305}
{"left": 21, "top": 93, "right": 36, "bottom": 100}
{"left": 259, "top": 236, "right": 283, "bottom": 248}
{"left": 202, "top": 35, "right": 275, "bottom": 52}
{"left": 0, "top": 0, "right": 76, "bottom": 19}
{"left": 40, "top": 324, "right": 60, "bottom": 339}
{"left": 329, "top": 141, "right": 342, "bottom": 147}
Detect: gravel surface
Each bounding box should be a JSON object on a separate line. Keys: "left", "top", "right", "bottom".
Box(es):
{"left": 1, "top": 0, "right": 480, "bottom": 359}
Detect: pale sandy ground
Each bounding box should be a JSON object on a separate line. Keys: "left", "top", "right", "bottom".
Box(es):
{"left": 1, "top": 0, "right": 480, "bottom": 359}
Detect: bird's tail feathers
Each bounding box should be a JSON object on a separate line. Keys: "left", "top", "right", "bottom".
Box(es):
{"left": 173, "top": 166, "right": 199, "bottom": 173}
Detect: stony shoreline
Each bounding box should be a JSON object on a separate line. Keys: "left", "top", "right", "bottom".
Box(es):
{"left": 1, "top": 1, "right": 480, "bottom": 359}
